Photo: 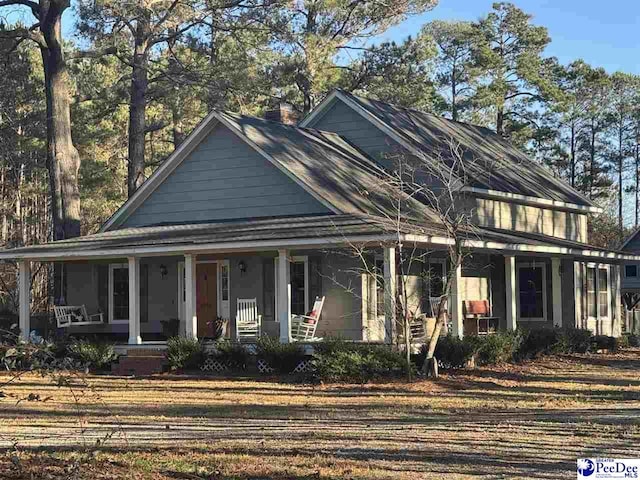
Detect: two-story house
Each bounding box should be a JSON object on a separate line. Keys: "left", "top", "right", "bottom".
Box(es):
{"left": 2, "top": 90, "right": 635, "bottom": 347}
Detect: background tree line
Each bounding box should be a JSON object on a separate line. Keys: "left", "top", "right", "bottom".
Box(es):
{"left": 0, "top": 1, "right": 637, "bottom": 308}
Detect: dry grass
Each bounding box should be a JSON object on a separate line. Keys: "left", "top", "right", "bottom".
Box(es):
{"left": 1, "top": 350, "right": 640, "bottom": 479}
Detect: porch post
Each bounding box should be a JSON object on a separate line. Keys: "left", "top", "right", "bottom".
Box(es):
{"left": 128, "top": 257, "right": 142, "bottom": 345}
{"left": 450, "top": 262, "right": 463, "bottom": 339}
{"left": 505, "top": 255, "right": 517, "bottom": 331}
{"left": 184, "top": 254, "right": 198, "bottom": 340}
{"left": 551, "top": 257, "right": 563, "bottom": 327}
{"left": 383, "top": 246, "right": 396, "bottom": 343}
{"left": 18, "top": 260, "right": 30, "bottom": 342}
{"left": 278, "top": 249, "right": 291, "bottom": 343}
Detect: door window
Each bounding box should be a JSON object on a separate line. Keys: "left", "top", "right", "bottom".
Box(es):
{"left": 598, "top": 267, "right": 609, "bottom": 318}
{"left": 586, "top": 266, "right": 597, "bottom": 318}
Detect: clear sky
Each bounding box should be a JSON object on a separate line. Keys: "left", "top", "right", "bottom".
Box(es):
{"left": 383, "top": 0, "right": 640, "bottom": 74}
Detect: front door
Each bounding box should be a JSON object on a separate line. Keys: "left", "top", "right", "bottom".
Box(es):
{"left": 196, "top": 263, "right": 218, "bottom": 338}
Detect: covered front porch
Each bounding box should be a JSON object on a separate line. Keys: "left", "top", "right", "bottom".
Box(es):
{"left": 7, "top": 215, "right": 628, "bottom": 347}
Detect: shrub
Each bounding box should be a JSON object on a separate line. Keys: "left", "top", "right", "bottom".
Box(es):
{"left": 592, "top": 335, "right": 618, "bottom": 352}
{"left": 68, "top": 340, "right": 117, "bottom": 370}
{"left": 626, "top": 334, "right": 640, "bottom": 347}
{"left": 430, "top": 335, "right": 476, "bottom": 368}
{"left": 515, "top": 327, "right": 592, "bottom": 359}
{"left": 558, "top": 328, "right": 592, "bottom": 354}
{"left": 0, "top": 340, "right": 76, "bottom": 371}
{"left": 256, "top": 336, "right": 306, "bottom": 374}
{"left": 166, "top": 336, "right": 203, "bottom": 370}
{"left": 473, "top": 331, "right": 520, "bottom": 366}
{"left": 617, "top": 334, "right": 630, "bottom": 349}
{"left": 209, "top": 340, "right": 250, "bottom": 370}
{"left": 312, "top": 340, "right": 409, "bottom": 383}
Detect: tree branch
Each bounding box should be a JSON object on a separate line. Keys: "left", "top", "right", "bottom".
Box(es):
{"left": 0, "top": 0, "right": 39, "bottom": 16}
{"left": 67, "top": 46, "right": 118, "bottom": 60}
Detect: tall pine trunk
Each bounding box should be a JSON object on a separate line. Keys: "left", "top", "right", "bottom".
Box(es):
{"left": 127, "top": 16, "right": 150, "bottom": 197}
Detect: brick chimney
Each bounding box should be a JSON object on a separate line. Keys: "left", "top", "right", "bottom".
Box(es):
{"left": 264, "top": 103, "right": 299, "bottom": 125}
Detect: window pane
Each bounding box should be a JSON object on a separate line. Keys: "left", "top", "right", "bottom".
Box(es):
{"left": 519, "top": 266, "right": 544, "bottom": 319}
{"left": 113, "top": 267, "right": 129, "bottom": 320}
{"left": 599, "top": 268, "right": 608, "bottom": 318}
{"left": 221, "top": 265, "right": 229, "bottom": 301}
{"left": 625, "top": 264, "right": 637, "bottom": 278}
{"left": 586, "top": 267, "right": 596, "bottom": 318}
{"left": 290, "top": 262, "right": 306, "bottom": 315}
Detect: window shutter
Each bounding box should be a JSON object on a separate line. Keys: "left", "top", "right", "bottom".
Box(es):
{"left": 97, "top": 265, "right": 109, "bottom": 321}
{"left": 140, "top": 264, "right": 149, "bottom": 323}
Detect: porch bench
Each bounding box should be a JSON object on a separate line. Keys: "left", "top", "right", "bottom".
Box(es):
{"left": 54, "top": 305, "right": 104, "bottom": 328}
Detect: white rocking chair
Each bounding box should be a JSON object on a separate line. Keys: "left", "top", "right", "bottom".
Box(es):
{"left": 54, "top": 305, "right": 104, "bottom": 328}
{"left": 291, "top": 296, "right": 325, "bottom": 342}
{"left": 236, "top": 298, "right": 262, "bottom": 341}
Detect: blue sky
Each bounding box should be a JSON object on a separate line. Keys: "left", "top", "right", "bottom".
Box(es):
{"left": 383, "top": 0, "right": 640, "bottom": 74}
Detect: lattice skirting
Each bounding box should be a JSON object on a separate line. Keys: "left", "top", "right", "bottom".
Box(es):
{"left": 201, "top": 357, "right": 229, "bottom": 372}
{"left": 256, "top": 358, "right": 274, "bottom": 373}
{"left": 257, "top": 358, "right": 314, "bottom": 374}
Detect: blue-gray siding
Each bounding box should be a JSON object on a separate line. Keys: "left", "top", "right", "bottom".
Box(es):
{"left": 312, "top": 100, "right": 401, "bottom": 169}
{"left": 122, "top": 124, "right": 331, "bottom": 227}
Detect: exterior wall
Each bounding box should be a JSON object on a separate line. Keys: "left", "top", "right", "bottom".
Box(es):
{"left": 311, "top": 99, "right": 399, "bottom": 167}
{"left": 121, "top": 124, "right": 331, "bottom": 228}
{"left": 65, "top": 258, "right": 180, "bottom": 338}
{"left": 467, "top": 197, "right": 588, "bottom": 242}
{"left": 621, "top": 261, "right": 640, "bottom": 292}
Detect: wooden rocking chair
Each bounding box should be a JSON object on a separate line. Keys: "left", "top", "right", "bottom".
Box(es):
{"left": 291, "top": 296, "right": 325, "bottom": 342}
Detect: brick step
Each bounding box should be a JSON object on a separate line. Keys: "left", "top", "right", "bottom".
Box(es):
{"left": 125, "top": 348, "right": 166, "bottom": 357}
{"left": 112, "top": 354, "right": 167, "bottom": 376}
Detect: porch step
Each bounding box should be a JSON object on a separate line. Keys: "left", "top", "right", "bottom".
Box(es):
{"left": 112, "top": 354, "right": 167, "bottom": 376}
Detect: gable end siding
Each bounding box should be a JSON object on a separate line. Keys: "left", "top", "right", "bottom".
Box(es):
{"left": 121, "top": 124, "right": 331, "bottom": 227}
{"left": 311, "top": 100, "right": 402, "bottom": 168}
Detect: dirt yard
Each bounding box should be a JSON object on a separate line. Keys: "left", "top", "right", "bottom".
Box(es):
{"left": 1, "top": 351, "right": 639, "bottom": 479}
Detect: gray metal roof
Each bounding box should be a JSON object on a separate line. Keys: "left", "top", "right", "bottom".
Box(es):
{"left": 337, "top": 90, "right": 594, "bottom": 207}
{"left": 0, "top": 214, "right": 442, "bottom": 258}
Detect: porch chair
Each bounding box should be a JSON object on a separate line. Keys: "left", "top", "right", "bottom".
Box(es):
{"left": 235, "top": 298, "right": 262, "bottom": 341}
{"left": 291, "top": 296, "right": 325, "bottom": 342}
{"left": 54, "top": 305, "right": 104, "bottom": 328}
{"left": 463, "top": 300, "right": 499, "bottom": 336}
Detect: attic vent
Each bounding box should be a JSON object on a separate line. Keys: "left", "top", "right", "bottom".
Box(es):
{"left": 264, "top": 103, "right": 299, "bottom": 125}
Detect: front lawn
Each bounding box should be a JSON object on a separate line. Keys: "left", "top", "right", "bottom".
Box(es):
{"left": 1, "top": 350, "right": 639, "bottom": 479}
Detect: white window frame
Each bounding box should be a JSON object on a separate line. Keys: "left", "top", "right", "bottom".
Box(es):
{"left": 274, "top": 255, "right": 308, "bottom": 321}
{"left": 585, "top": 262, "right": 611, "bottom": 323}
{"left": 516, "top": 262, "right": 547, "bottom": 322}
{"left": 624, "top": 263, "right": 638, "bottom": 279}
{"left": 425, "top": 258, "right": 447, "bottom": 297}
{"left": 109, "top": 263, "right": 129, "bottom": 324}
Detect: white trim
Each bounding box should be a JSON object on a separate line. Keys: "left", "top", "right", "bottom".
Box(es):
{"left": 551, "top": 257, "right": 563, "bottom": 327}
{"left": 8, "top": 230, "right": 640, "bottom": 262}
{"left": 101, "top": 113, "right": 220, "bottom": 232}
{"left": 18, "top": 260, "right": 30, "bottom": 341}
{"left": 275, "top": 255, "right": 309, "bottom": 320}
{"left": 516, "top": 262, "right": 547, "bottom": 322}
{"left": 461, "top": 187, "right": 601, "bottom": 214}
{"left": 301, "top": 90, "right": 600, "bottom": 215}
{"left": 109, "top": 263, "right": 129, "bottom": 324}
{"left": 177, "top": 261, "right": 185, "bottom": 334}
{"left": 621, "top": 227, "right": 640, "bottom": 250}
{"left": 505, "top": 255, "right": 517, "bottom": 330}
{"left": 426, "top": 257, "right": 447, "bottom": 297}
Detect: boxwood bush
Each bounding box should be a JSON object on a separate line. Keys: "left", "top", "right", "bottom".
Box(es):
{"left": 207, "top": 339, "right": 250, "bottom": 370}
{"left": 255, "top": 336, "right": 306, "bottom": 374}
{"left": 166, "top": 336, "right": 203, "bottom": 370}
{"left": 312, "top": 338, "right": 408, "bottom": 383}
{"left": 68, "top": 339, "right": 117, "bottom": 370}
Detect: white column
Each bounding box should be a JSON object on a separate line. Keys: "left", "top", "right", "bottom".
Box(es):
{"left": 184, "top": 254, "right": 198, "bottom": 340}
{"left": 383, "top": 247, "right": 397, "bottom": 344}
{"left": 505, "top": 255, "right": 517, "bottom": 331}
{"left": 18, "top": 260, "right": 30, "bottom": 342}
{"left": 551, "top": 257, "right": 563, "bottom": 327}
{"left": 128, "top": 257, "right": 142, "bottom": 345}
{"left": 277, "top": 249, "right": 291, "bottom": 343}
{"left": 450, "top": 262, "right": 463, "bottom": 338}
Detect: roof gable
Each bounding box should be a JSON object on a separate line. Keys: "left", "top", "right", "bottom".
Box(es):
{"left": 302, "top": 90, "right": 599, "bottom": 213}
